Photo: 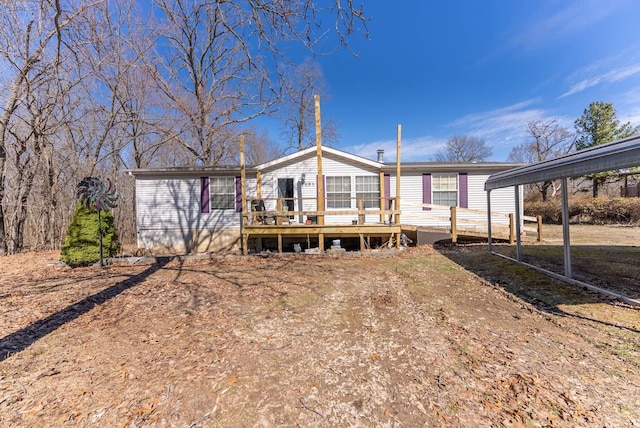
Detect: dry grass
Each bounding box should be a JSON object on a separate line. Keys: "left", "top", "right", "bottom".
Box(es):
{"left": 0, "top": 235, "right": 639, "bottom": 427}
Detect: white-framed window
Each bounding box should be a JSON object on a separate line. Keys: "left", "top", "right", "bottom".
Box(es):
{"left": 326, "top": 176, "right": 351, "bottom": 208}
{"left": 210, "top": 177, "right": 236, "bottom": 210}
{"left": 433, "top": 173, "right": 458, "bottom": 207}
{"left": 356, "top": 176, "right": 380, "bottom": 208}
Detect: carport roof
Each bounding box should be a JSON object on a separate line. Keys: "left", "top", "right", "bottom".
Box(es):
{"left": 485, "top": 134, "right": 640, "bottom": 191}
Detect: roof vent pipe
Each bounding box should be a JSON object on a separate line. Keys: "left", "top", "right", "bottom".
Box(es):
{"left": 377, "top": 149, "right": 384, "bottom": 163}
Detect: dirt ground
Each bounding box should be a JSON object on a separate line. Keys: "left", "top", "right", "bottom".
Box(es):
{"left": 1, "top": 227, "right": 639, "bottom": 427}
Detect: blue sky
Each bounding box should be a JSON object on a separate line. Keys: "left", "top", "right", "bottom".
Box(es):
{"left": 259, "top": 0, "right": 640, "bottom": 162}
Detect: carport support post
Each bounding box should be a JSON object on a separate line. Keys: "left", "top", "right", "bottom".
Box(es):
{"left": 515, "top": 185, "right": 522, "bottom": 262}
{"left": 561, "top": 177, "right": 572, "bottom": 278}
{"left": 486, "top": 190, "right": 492, "bottom": 253}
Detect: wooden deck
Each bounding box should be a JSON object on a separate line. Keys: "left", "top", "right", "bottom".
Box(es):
{"left": 242, "top": 221, "right": 402, "bottom": 254}
{"left": 240, "top": 202, "right": 542, "bottom": 254}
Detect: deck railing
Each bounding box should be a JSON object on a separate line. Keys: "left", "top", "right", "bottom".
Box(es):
{"left": 243, "top": 196, "right": 400, "bottom": 226}
{"left": 402, "top": 202, "right": 543, "bottom": 243}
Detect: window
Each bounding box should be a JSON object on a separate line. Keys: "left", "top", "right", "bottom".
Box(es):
{"left": 210, "top": 177, "right": 236, "bottom": 210}
{"left": 356, "top": 176, "right": 380, "bottom": 208}
{"left": 326, "top": 176, "right": 351, "bottom": 208}
{"left": 432, "top": 173, "right": 458, "bottom": 206}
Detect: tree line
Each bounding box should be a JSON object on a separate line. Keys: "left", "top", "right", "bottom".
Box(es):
{"left": 434, "top": 101, "right": 639, "bottom": 201}
{"left": 0, "top": 0, "right": 367, "bottom": 254}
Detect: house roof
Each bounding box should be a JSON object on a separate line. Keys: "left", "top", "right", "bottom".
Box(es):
{"left": 126, "top": 147, "right": 525, "bottom": 177}
{"left": 127, "top": 165, "right": 254, "bottom": 177}
{"left": 485, "top": 134, "right": 640, "bottom": 191}
{"left": 384, "top": 161, "right": 525, "bottom": 174}
{"left": 255, "top": 146, "right": 383, "bottom": 170}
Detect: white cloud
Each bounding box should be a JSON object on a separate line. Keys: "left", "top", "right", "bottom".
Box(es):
{"left": 345, "top": 135, "right": 446, "bottom": 162}
{"left": 560, "top": 62, "right": 640, "bottom": 98}
{"left": 446, "top": 99, "right": 546, "bottom": 150}
{"left": 479, "top": 0, "right": 626, "bottom": 65}
{"left": 509, "top": 0, "right": 625, "bottom": 53}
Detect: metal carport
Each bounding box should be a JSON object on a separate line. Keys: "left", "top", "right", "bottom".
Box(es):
{"left": 484, "top": 135, "right": 640, "bottom": 306}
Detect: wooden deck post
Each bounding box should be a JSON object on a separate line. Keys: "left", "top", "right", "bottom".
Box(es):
{"left": 240, "top": 135, "right": 248, "bottom": 254}
{"left": 450, "top": 206, "right": 458, "bottom": 243}
{"left": 537, "top": 215, "right": 543, "bottom": 242}
{"left": 395, "top": 124, "right": 402, "bottom": 248}
{"left": 240, "top": 135, "right": 246, "bottom": 226}
{"left": 276, "top": 199, "right": 283, "bottom": 226}
{"left": 315, "top": 94, "right": 325, "bottom": 226}
{"left": 357, "top": 197, "right": 365, "bottom": 225}
{"left": 256, "top": 171, "right": 262, "bottom": 199}
{"left": 379, "top": 171, "right": 386, "bottom": 223}
{"left": 359, "top": 233, "right": 365, "bottom": 251}
{"left": 508, "top": 213, "right": 515, "bottom": 244}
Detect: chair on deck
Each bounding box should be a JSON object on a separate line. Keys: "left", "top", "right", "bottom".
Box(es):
{"left": 251, "top": 199, "right": 266, "bottom": 224}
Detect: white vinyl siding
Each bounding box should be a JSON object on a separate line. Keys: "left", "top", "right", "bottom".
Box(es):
{"left": 356, "top": 176, "right": 380, "bottom": 208}
{"left": 433, "top": 173, "right": 458, "bottom": 207}
{"left": 211, "top": 177, "right": 235, "bottom": 210}
{"left": 260, "top": 152, "right": 382, "bottom": 224}
{"left": 326, "top": 176, "right": 352, "bottom": 208}
{"left": 135, "top": 175, "right": 253, "bottom": 251}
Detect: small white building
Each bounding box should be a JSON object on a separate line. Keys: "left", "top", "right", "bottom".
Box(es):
{"left": 129, "top": 146, "right": 523, "bottom": 254}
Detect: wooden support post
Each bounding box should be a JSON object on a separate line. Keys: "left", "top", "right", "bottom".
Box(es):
{"left": 357, "top": 197, "right": 365, "bottom": 225}
{"left": 276, "top": 199, "right": 283, "bottom": 226}
{"left": 315, "top": 94, "right": 324, "bottom": 226}
{"left": 239, "top": 135, "right": 247, "bottom": 254}
{"left": 508, "top": 213, "right": 515, "bottom": 244}
{"left": 450, "top": 206, "right": 458, "bottom": 243}
{"left": 318, "top": 233, "right": 324, "bottom": 251}
{"left": 359, "top": 233, "right": 365, "bottom": 251}
{"left": 256, "top": 171, "right": 262, "bottom": 199}
{"left": 395, "top": 124, "right": 401, "bottom": 226}
{"left": 379, "top": 171, "right": 385, "bottom": 223}
{"left": 240, "top": 135, "right": 246, "bottom": 227}
{"left": 277, "top": 234, "right": 283, "bottom": 253}
{"left": 537, "top": 215, "right": 543, "bottom": 242}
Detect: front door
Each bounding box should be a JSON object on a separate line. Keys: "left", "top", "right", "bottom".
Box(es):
{"left": 277, "top": 178, "right": 295, "bottom": 216}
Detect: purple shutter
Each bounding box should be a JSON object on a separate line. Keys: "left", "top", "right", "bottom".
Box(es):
{"left": 384, "top": 174, "right": 391, "bottom": 209}
{"left": 200, "top": 177, "right": 210, "bottom": 213}
{"left": 422, "top": 173, "right": 431, "bottom": 211}
{"left": 235, "top": 176, "right": 242, "bottom": 212}
{"left": 322, "top": 175, "right": 326, "bottom": 209}
{"left": 459, "top": 173, "right": 468, "bottom": 208}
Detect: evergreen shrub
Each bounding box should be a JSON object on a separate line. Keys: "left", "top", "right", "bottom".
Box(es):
{"left": 61, "top": 205, "right": 121, "bottom": 266}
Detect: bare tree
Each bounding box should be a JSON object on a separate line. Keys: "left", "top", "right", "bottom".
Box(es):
{"left": 0, "top": 0, "right": 368, "bottom": 253}
{"left": 433, "top": 135, "right": 492, "bottom": 163}
{"left": 508, "top": 119, "right": 574, "bottom": 201}
{"left": 148, "top": 0, "right": 366, "bottom": 165}
{"left": 0, "top": 0, "right": 102, "bottom": 253}
{"left": 279, "top": 58, "right": 339, "bottom": 151}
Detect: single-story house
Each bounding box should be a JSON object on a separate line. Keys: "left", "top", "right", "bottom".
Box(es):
{"left": 129, "top": 146, "right": 523, "bottom": 254}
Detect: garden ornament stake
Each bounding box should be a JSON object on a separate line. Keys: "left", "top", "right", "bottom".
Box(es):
{"left": 77, "top": 177, "right": 119, "bottom": 267}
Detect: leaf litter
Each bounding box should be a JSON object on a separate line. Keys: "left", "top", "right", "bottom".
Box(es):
{"left": 0, "top": 247, "right": 638, "bottom": 427}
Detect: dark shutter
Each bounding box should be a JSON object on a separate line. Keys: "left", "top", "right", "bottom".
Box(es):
{"left": 384, "top": 174, "right": 391, "bottom": 209}
{"left": 459, "top": 173, "right": 468, "bottom": 208}
{"left": 422, "top": 173, "right": 431, "bottom": 211}
{"left": 235, "top": 176, "right": 242, "bottom": 212}
{"left": 200, "top": 177, "right": 210, "bottom": 213}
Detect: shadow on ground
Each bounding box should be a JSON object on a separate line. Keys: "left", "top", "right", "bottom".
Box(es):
{"left": 435, "top": 242, "right": 640, "bottom": 334}
{"left": 0, "top": 258, "right": 170, "bottom": 361}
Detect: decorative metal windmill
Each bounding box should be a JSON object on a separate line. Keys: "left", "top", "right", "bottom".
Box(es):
{"left": 77, "top": 177, "right": 119, "bottom": 266}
